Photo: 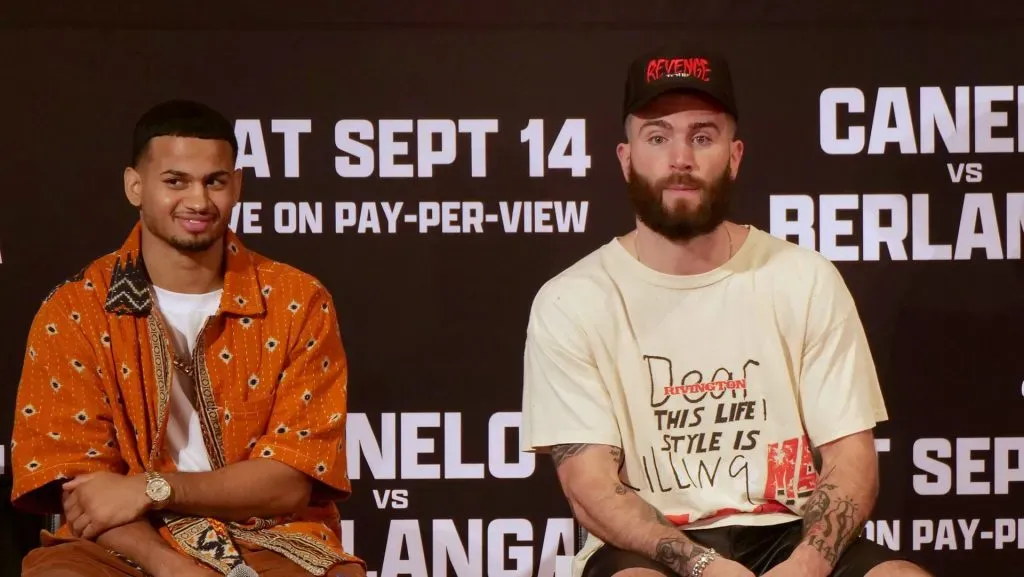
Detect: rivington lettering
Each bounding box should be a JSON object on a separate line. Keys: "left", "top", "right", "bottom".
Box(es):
{"left": 637, "top": 356, "right": 813, "bottom": 508}
{"left": 646, "top": 356, "right": 760, "bottom": 407}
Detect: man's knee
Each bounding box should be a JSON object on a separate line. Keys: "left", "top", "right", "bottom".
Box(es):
{"left": 327, "top": 562, "right": 368, "bottom": 577}
{"left": 865, "top": 559, "right": 934, "bottom": 577}
{"left": 582, "top": 545, "right": 673, "bottom": 577}
{"left": 22, "top": 542, "right": 136, "bottom": 577}
{"left": 24, "top": 568, "right": 94, "bottom": 577}
{"left": 22, "top": 549, "right": 92, "bottom": 577}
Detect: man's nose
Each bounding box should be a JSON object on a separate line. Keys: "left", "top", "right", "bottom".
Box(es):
{"left": 669, "top": 142, "right": 696, "bottom": 172}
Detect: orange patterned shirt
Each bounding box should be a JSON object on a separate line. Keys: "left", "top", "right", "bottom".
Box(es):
{"left": 10, "top": 222, "right": 364, "bottom": 575}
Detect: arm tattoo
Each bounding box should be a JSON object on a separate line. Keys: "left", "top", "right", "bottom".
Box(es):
{"left": 633, "top": 483, "right": 703, "bottom": 571}
{"left": 552, "top": 444, "right": 625, "bottom": 468}
{"left": 610, "top": 447, "right": 645, "bottom": 498}
{"left": 801, "top": 467, "right": 864, "bottom": 565}
{"left": 653, "top": 537, "right": 710, "bottom": 577}
{"left": 550, "top": 444, "right": 591, "bottom": 467}
{"left": 610, "top": 446, "right": 623, "bottom": 464}
{"left": 554, "top": 444, "right": 707, "bottom": 576}
{"left": 652, "top": 506, "right": 677, "bottom": 529}
{"left": 607, "top": 446, "right": 673, "bottom": 528}
{"left": 614, "top": 478, "right": 677, "bottom": 530}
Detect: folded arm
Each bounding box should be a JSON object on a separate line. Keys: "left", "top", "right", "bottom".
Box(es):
{"left": 165, "top": 285, "right": 352, "bottom": 521}
{"left": 552, "top": 442, "right": 712, "bottom": 575}
{"left": 790, "top": 430, "right": 879, "bottom": 576}
{"left": 94, "top": 521, "right": 208, "bottom": 577}
{"left": 10, "top": 289, "right": 127, "bottom": 515}
{"left": 162, "top": 459, "right": 312, "bottom": 521}
{"left": 59, "top": 442, "right": 316, "bottom": 534}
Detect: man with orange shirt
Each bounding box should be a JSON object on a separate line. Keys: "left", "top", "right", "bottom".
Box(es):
{"left": 10, "top": 99, "right": 365, "bottom": 577}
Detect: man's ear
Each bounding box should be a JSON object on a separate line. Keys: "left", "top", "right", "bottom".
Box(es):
{"left": 124, "top": 166, "right": 143, "bottom": 208}
{"left": 231, "top": 167, "right": 243, "bottom": 204}
{"left": 728, "top": 138, "right": 744, "bottom": 179}
{"left": 617, "top": 143, "right": 633, "bottom": 182}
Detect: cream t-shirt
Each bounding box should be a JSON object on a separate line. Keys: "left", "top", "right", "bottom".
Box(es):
{"left": 520, "top": 225, "right": 888, "bottom": 574}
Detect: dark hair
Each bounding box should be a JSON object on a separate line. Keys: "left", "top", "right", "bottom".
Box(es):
{"left": 131, "top": 99, "right": 238, "bottom": 167}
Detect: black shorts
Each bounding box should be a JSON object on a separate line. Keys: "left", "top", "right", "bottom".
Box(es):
{"left": 582, "top": 521, "right": 905, "bottom": 577}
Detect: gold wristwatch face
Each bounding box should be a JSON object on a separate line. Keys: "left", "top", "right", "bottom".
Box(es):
{"left": 146, "top": 477, "right": 171, "bottom": 503}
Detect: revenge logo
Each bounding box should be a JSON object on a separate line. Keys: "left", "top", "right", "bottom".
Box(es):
{"left": 646, "top": 57, "right": 711, "bottom": 83}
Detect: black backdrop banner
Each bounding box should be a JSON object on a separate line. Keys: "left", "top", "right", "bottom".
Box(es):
{"left": 2, "top": 3, "right": 1023, "bottom": 576}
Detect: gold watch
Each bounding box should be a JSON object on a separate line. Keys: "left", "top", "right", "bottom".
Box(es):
{"left": 144, "top": 471, "right": 172, "bottom": 510}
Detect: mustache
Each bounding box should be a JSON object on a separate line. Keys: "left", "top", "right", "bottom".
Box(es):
{"left": 656, "top": 172, "right": 707, "bottom": 189}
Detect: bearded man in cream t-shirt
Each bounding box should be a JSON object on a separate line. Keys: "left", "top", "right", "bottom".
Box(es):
{"left": 519, "top": 44, "right": 934, "bottom": 577}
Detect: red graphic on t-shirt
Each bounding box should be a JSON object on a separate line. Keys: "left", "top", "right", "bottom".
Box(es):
{"left": 645, "top": 57, "right": 711, "bottom": 83}
{"left": 751, "top": 502, "right": 790, "bottom": 515}
{"left": 665, "top": 502, "right": 791, "bottom": 527}
{"left": 705, "top": 503, "right": 789, "bottom": 520}
{"left": 665, "top": 513, "right": 691, "bottom": 525}
{"left": 763, "top": 436, "right": 818, "bottom": 505}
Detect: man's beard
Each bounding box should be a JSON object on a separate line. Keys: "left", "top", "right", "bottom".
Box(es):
{"left": 142, "top": 210, "right": 224, "bottom": 253}
{"left": 626, "top": 163, "right": 733, "bottom": 241}
{"left": 168, "top": 234, "right": 220, "bottom": 253}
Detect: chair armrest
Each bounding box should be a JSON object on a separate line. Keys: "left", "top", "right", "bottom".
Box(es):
{"left": 43, "top": 513, "right": 62, "bottom": 534}
{"left": 574, "top": 520, "right": 588, "bottom": 552}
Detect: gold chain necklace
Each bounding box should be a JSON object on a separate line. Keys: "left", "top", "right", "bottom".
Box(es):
{"left": 171, "top": 355, "right": 195, "bottom": 379}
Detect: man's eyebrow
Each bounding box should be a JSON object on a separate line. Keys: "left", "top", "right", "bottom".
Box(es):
{"left": 637, "top": 119, "right": 674, "bottom": 132}
{"left": 159, "top": 169, "right": 232, "bottom": 179}
{"left": 687, "top": 121, "right": 722, "bottom": 133}
{"left": 636, "top": 120, "right": 723, "bottom": 133}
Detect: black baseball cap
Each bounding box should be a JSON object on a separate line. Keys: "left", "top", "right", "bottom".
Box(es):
{"left": 622, "top": 44, "right": 738, "bottom": 123}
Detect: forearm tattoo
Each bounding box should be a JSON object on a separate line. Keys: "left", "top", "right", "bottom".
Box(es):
{"left": 801, "top": 467, "right": 864, "bottom": 565}
{"left": 608, "top": 447, "right": 707, "bottom": 575}
{"left": 614, "top": 474, "right": 673, "bottom": 528}
{"left": 653, "top": 537, "right": 711, "bottom": 577}
{"left": 555, "top": 445, "right": 708, "bottom": 575}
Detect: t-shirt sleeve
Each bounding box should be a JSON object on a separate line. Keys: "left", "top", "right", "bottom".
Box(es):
{"left": 799, "top": 262, "right": 889, "bottom": 448}
{"left": 249, "top": 284, "right": 352, "bottom": 502}
{"left": 11, "top": 289, "right": 127, "bottom": 514}
{"left": 520, "top": 282, "right": 621, "bottom": 453}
